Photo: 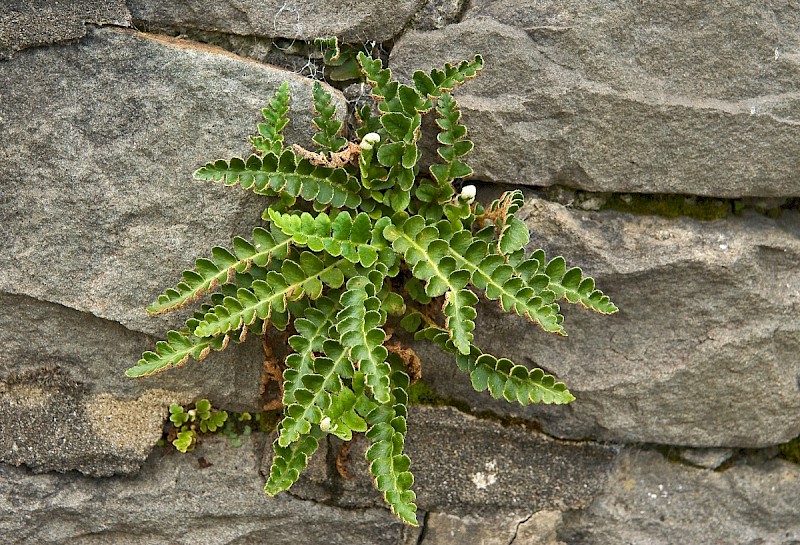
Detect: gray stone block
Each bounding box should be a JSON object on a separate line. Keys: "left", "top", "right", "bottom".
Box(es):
{"left": 280, "top": 406, "right": 617, "bottom": 514}
{"left": 560, "top": 449, "right": 800, "bottom": 544}
{"left": 389, "top": 8, "right": 800, "bottom": 197}
{"left": 0, "top": 434, "right": 421, "bottom": 544}
{"left": 128, "top": 0, "right": 426, "bottom": 42}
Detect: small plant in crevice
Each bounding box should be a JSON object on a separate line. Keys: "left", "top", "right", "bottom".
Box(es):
{"left": 127, "top": 46, "right": 617, "bottom": 525}
{"left": 162, "top": 401, "right": 276, "bottom": 451}
{"left": 314, "top": 37, "right": 381, "bottom": 84}
{"left": 166, "top": 399, "right": 228, "bottom": 453}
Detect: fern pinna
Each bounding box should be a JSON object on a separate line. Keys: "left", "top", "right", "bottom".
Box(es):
{"left": 128, "top": 49, "right": 617, "bottom": 525}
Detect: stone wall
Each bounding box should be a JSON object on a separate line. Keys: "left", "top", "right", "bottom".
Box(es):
{"left": 2, "top": 2, "right": 799, "bottom": 543}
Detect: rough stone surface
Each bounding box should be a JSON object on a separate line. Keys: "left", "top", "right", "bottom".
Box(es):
{"left": 560, "top": 449, "right": 800, "bottom": 544}
{"left": 0, "top": 293, "right": 265, "bottom": 475}
{"left": 676, "top": 447, "right": 736, "bottom": 469}
{"left": 0, "top": 367, "right": 170, "bottom": 476}
{"left": 0, "top": 0, "right": 130, "bottom": 58}
{"left": 0, "top": 293, "right": 264, "bottom": 409}
{"left": 0, "top": 434, "right": 422, "bottom": 545}
{"left": 389, "top": 9, "right": 800, "bottom": 197}
{"left": 420, "top": 510, "right": 566, "bottom": 545}
{"left": 0, "top": 27, "right": 348, "bottom": 338}
{"left": 415, "top": 195, "right": 800, "bottom": 448}
{"left": 418, "top": 510, "right": 562, "bottom": 545}
{"left": 128, "top": 0, "right": 426, "bottom": 42}
{"left": 410, "top": 0, "right": 466, "bottom": 31}
{"left": 279, "top": 406, "right": 617, "bottom": 514}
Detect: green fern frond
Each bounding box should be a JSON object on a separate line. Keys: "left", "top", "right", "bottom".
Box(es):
{"left": 384, "top": 215, "right": 563, "bottom": 337}
{"left": 430, "top": 92, "right": 474, "bottom": 187}
{"left": 443, "top": 288, "right": 479, "bottom": 355}
{"left": 513, "top": 252, "right": 618, "bottom": 315}
{"left": 336, "top": 275, "right": 392, "bottom": 404}
{"left": 194, "top": 150, "right": 362, "bottom": 209}
{"left": 251, "top": 82, "right": 291, "bottom": 156}
{"left": 264, "top": 424, "right": 326, "bottom": 495}
{"left": 126, "top": 321, "right": 231, "bottom": 378}
{"left": 282, "top": 296, "right": 340, "bottom": 406}
{"left": 419, "top": 326, "right": 574, "bottom": 405}
{"left": 377, "top": 117, "right": 422, "bottom": 175}
{"left": 194, "top": 254, "right": 352, "bottom": 337}
{"left": 354, "top": 363, "right": 418, "bottom": 526}
{"left": 278, "top": 298, "right": 366, "bottom": 445}
{"left": 134, "top": 51, "right": 616, "bottom": 526}
{"left": 268, "top": 209, "right": 392, "bottom": 268}
{"left": 319, "top": 384, "right": 369, "bottom": 440}
{"left": 470, "top": 353, "right": 575, "bottom": 405}
{"left": 147, "top": 227, "right": 291, "bottom": 316}
{"left": 383, "top": 216, "right": 482, "bottom": 352}
{"left": 439, "top": 225, "right": 565, "bottom": 334}
{"left": 412, "top": 55, "right": 484, "bottom": 99}
{"left": 311, "top": 81, "right": 347, "bottom": 154}
{"left": 279, "top": 353, "right": 341, "bottom": 446}
{"left": 357, "top": 53, "right": 434, "bottom": 207}
{"left": 357, "top": 53, "right": 432, "bottom": 117}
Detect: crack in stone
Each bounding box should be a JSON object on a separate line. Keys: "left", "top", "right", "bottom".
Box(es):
{"left": 0, "top": 289, "right": 151, "bottom": 339}
{"left": 508, "top": 513, "right": 533, "bottom": 545}
{"left": 413, "top": 510, "right": 429, "bottom": 545}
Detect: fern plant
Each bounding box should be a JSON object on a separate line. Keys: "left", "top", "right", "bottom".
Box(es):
{"left": 127, "top": 49, "right": 617, "bottom": 525}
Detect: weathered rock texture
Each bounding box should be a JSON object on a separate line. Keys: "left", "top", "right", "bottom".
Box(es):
{"left": 390, "top": 5, "right": 800, "bottom": 196}
{"left": 278, "top": 406, "right": 617, "bottom": 513}
{"left": 0, "top": 434, "right": 422, "bottom": 545}
{"left": 2, "top": 1, "right": 800, "bottom": 543}
{"left": 422, "top": 510, "right": 568, "bottom": 545}
{"left": 560, "top": 450, "right": 800, "bottom": 544}
{"left": 0, "top": 0, "right": 130, "bottom": 58}
{"left": 416, "top": 196, "right": 800, "bottom": 448}
{"left": 128, "top": 0, "right": 426, "bottom": 42}
{"left": 0, "top": 27, "right": 347, "bottom": 337}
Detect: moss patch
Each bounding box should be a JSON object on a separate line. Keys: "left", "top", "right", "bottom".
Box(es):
{"left": 407, "top": 379, "right": 443, "bottom": 405}
{"left": 407, "top": 379, "right": 474, "bottom": 415}
{"left": 602, "top": 194, "right": 732, "bottom": 221}
{"left": 779, "top": 436, "right": 800, "bottom": 464}
{"left": 542, "top": 186, "right": 798, "bottom": 221}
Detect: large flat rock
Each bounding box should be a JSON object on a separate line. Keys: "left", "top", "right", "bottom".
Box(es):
{"left": 415, "top": 196, "right": 800, "bottom": 448}
{"left": 278, "top": 406, "right": 617, "bottom": 514}
{"left": 128, "top": 0, "right": 426, "bottom": 42}
{"left": 0, "top": 27, "right": 348, "bottom": 337}
{"left": 0, "top": 434, "right": 421, "bottom": 544}
{"left": 0, "top": 293, "right": 265, "bottom": 475}
{"left": 389, "top": 8, "right": 800, "bottom": 197}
